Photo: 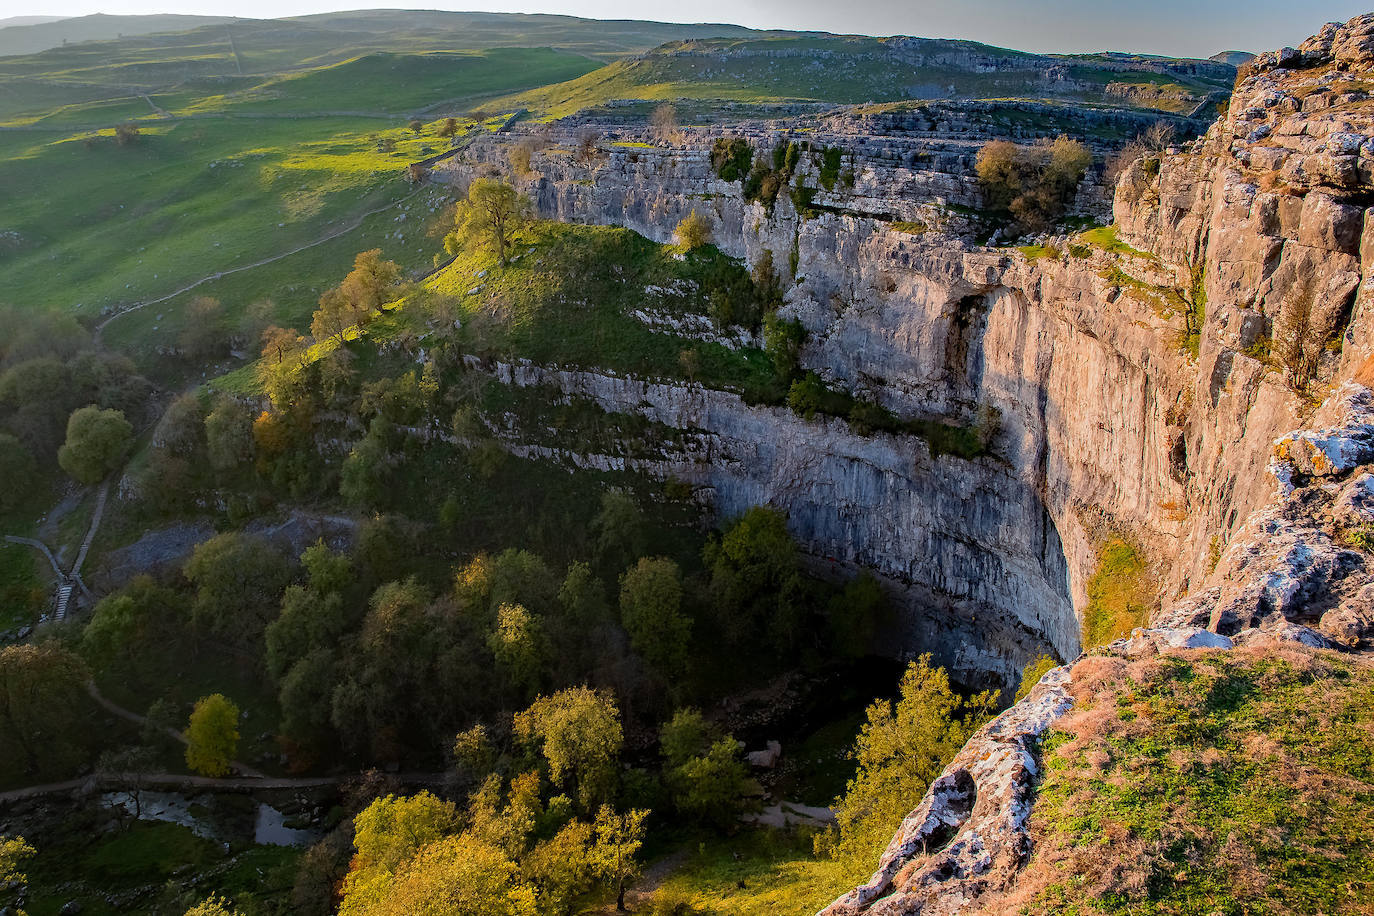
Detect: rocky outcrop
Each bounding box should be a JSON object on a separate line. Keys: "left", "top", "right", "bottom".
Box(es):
{"left": 820, "top": 349, "right": 1374, "bottom": 911}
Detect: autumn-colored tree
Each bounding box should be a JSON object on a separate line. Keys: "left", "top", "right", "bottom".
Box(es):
{"left": 0, "top": 833, "right": 35, "bottom": 885}
{"left": 311, "top": 250, "right": 402, "bottom": 343}
{"left": 445, "top": 178, "right": 531, "bottom": 266}
{"left": 975, "top": 136, "right": 1092, "bottom": 233}
{"left": 343, "top": 833, "right": 533, "bottom": 916}
{"left": 514, "top": 687, "right": 623, "bottom": 810}
{"left": 674, "top": 209, "right": 711, "bottom": 251}
{"left": 488, "top": 602, "right": 548, "bottom": 698}
{"left": 508, "top": 142, "right": 534, "bottom": 177}
{"left": 252, "top": 410, "right": 291, "bottom": 458}
{"left": 260, "top": 325, "right": 303, "bottom": 364}
{"left": 184, "top": 896, "right": 242, "bottom": 916}
{"left": 340, "top": 249, "right": 403, "bottom": 317}
{"left": 184, "top": 693, "right": 240, "bottom": 777}
{"left": 311, "top": 287, "right": 351, "bottom": 345}
{"left": 590, "top": 805, "right": 648, "bottom": 911}
{"left": 574, "top": 129, "right": 601, "bottom": 167}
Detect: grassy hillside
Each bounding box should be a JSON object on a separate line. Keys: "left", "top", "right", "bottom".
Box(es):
{"left": 0, "top": 13, "right": 236, "bottom": 57}
{"left": 507, "top": 35, "right": 1235, "bottom": 117}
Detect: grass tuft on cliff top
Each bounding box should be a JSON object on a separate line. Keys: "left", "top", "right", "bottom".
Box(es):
{"left": 1080, "top": 536, "right": 1153, "bottom": 649}
{"left": 1019, "top": 646, "right": 1374, "bottom": 915}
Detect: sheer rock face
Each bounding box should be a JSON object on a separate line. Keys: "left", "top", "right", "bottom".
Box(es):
{"left": 437, "top": 14, "right": 1374, "bottom": 686}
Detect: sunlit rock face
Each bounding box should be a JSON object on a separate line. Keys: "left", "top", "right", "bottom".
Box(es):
{"left": 438, "top": 14, "right": 1374, "bottom": 695}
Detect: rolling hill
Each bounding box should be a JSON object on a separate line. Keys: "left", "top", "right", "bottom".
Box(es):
{"left": 507, "top": 34, "right": 1237, "bottom": 117}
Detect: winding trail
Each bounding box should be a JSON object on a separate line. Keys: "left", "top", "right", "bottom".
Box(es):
{"left": 94, "top": 188, "right": 426, "bottom": 340}
{"left": 94, "top": 131, "right": 473, "bottom": 343}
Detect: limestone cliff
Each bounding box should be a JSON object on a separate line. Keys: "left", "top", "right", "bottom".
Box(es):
{"left": 440, "top": 14, "right": 1374, "bottom": 685}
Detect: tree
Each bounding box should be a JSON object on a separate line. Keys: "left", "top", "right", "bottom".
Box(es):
{"left": 178, "top": 296, "right": 225, "bottom": 360}
{"left": 0, "top": 643, "right": 89, "bottom": 776}
{"left": 763, "top": 312, "right": 806, "bottom": 383}
{"left": 82, "top": 592, "right": 153, "bottom": 669}
{"left": 339, "top": 249, "right": 403, "bottom": 317}
{"left": 260, "top": 325, "right": 304, "bottom": 365}
{"left": 591, "top": 491, "right": 646, "bottom": 573}
{"left": 184, "top": 896, "right": 242, "bottom": 916}
{"left": 351, "top": 792, "right": 458, "bottom": 875}
{"left": 156, "top": 392, "right": 207, "bottom": 457}
{"left": 829, "top": 656, "right": 998, "bottom": 862}
{"left": 182, "top": 532, "right": 293, "bottom": 645}
{"left": 301, "top": 540, "right": 353, "bottom": 595}
{"left": 618, "top": 557, "right": 690, "bottom": 675}
{"left": 311, "top": 287, "right": 352, "bottom": 345}
{"left": 0, "top": 833, "right": 34, "bottom": 884}
{"left": 278, "top": 648, "right": 339, "bottom": 751}
{"left": 573, "top": 129, "right": 601, "bottom": 167}
{"left": 408, "top": 119, "right": 423, "bottom": 134}
{"left": 114, "top": 122, "right": 140, "bottom": 146}
{"left": 558, "top": 561, "right": 610, "bottom": 630}
{"left": 514, "top": 687, "right": 623, "bottom": 810}
{"left": 266, "top": 586, "right": 349, "bottom": 680}
{"left": 524, "top": 819, "right": 596, "bottom": 914}
{"left": 704, "top": 506, "right": 810, "bottom": 650}
{"left": 508, "top": 142, "right": 534, "bottom": 177}
{"left": 0, "top": 434, "right": 36, "bottom": 510}
{"left": 660, "top": 709, "right": 752, "bottom": 830}
{"left": 674, "top": 209, "right": 711, "bottom": 251}
{"left": 96, "top": 745, "right": 158, "bottom": 821}
{"left": 342, "top": 833, "right": 533, "bottom": 916}
{"left": 445, "top": 178, "right": 531, "bottom": 267}
{"left": 488, "top": 603, "right": 548, "bottom": 698}
{"left": 339, "top": 422, "right": 393, "bottom": 509}
{"left": 591, "top": 805, "right": 648, "bottom": 911}
{"left": 975, "top": 136, "right": 1092, "bottom": 233}
{"left": 204, "top": 397, "right": 254, "bottom": 472}
{"left": 184, "top": 693, "right": 240, "bottom": 777}
{"left": 650, "top": 103, "right": 678, "bottom": 142}
{"left": 667, "top": 737, "right": 752, "bottom": 831}
{"left": 437, "top": 117, "right": 458, "bottom": 138}
{"left": 1014, "top": 653, "right": 1058, "bottom": 703}
{"left": 57, "top": 405, "right": 132, "bottom": 483}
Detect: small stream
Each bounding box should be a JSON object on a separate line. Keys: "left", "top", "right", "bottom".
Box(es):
{"left": 102, "top": 790, "right": 318, "bottom": 847}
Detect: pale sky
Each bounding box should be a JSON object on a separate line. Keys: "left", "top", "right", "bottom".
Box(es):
{"left": 4, "top": 0, "right": 1371, "bottom": 58}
